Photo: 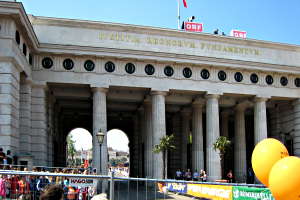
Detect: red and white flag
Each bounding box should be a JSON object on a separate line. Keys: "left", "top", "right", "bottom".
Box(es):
{"left": 183, "top": 0, "right": 188, "bottom": 8}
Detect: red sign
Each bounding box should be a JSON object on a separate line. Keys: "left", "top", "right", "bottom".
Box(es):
{"left": 185, "top": 22, "right": 203, "bottom": 32}
{"left": 230, "top": 30, "right": 247, "bottom": 38}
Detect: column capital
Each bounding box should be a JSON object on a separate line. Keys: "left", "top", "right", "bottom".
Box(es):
{"left": 205, "top": 94, "right": 220, "bottom": 99}
{"left": 254, "top": 97, "right": 269, "bottom": 102}
{"left": 192, "top": 98, "right": 205, "bottom": 107}
{"left": 92, "top": 87, "right": 108, "bottom": 93}
{"left": 150, "top": 90, "right": 168, "bottom": 96}
{"left": 235, "top": 101, "right": 252, "bottom": 111}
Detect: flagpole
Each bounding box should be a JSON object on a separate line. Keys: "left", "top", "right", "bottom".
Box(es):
{"left": 177, "top": 0, "right": 180, "bottom": 29}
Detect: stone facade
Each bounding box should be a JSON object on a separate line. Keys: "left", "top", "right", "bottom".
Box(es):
{"left": 0, "top": 1, "right": 300, "bottom": 181}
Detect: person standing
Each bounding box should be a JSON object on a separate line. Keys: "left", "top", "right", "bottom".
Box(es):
{"left": 6, "top": 150, "right": 12, "bottom": 165}
{"left": 175, "top": 169, "right": 182, "bottom": 180}
{"left": 226, "top": 170, "right": 233, "bottom": 183}
{"left": 0, "top": 175, "right": 6, "bottom": 199}
{"left": 193, "top": 170, "right": 200, "bottom": 181}
{"left": 0, "top": 148, "right": 6, "bottom": 167}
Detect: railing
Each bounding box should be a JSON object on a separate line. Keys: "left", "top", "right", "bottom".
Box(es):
{"left": 0, "top": 170, "right": 269, "bottom": 200}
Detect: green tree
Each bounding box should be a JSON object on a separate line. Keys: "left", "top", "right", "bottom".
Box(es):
{"left": 153, "top": 134, "right": 175, "bottom": 179}
{"left": 213, "top": 136, "right": 231, "bottom": 178}
{"left": 67, "top": 134, "right": 76, "bottom": 166}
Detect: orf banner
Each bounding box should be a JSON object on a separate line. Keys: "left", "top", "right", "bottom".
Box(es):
{"left": 167, "top": 183, "right": 187, "bottom": 194}
{"left": 187, "top": 184, "right": 232, "bottom": 200}
{"left": 184, "top": 22, "right": 203, "bottom": 32}
{"left": 69, "top": 178, "right": 97, "bottom": 187}
{"left": 232, "top": 186, "right": 275, "bottom": 200}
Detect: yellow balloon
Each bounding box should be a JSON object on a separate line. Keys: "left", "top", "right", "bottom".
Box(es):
{"left": 269, "top": 156, "right": 300, "bottom": 200}
{"left": 251, "top": 138, "right": 289, "bottom": 186}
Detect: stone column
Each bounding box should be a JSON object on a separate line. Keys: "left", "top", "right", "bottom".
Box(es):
{"left": 234, "top": 104, "right": 247, "bottom": 183}
{"left": 151, "top": 91, "right": 167, "bottom": 179}
{"left": 206, "top": 94, "right": 221, "bottom": 181}
{"left": 0, "top": 62, "right": 20, "bottom": 154}
{"left": 92, "top": 87, "right": 108, "bottom": 174}
{"left": 254, "top": 97, "right": 268, "bottom": 144}
{"left": 47, "top": 95, "right": 55, "bottom": 166}
{"left": 293, "top": 99, "right": 300, "bottom": 156}
{"left": 19, "top": 77, "right": 33, "bottom": 167}
{"left": 31, "top": 84, "right": 48, "bottom": 166}
{"left": 170, "top": 113, "right": 181, "bottom": 176}
{"left": 192, "top": 99, "right": 205, "bottom": 172}
{"left": 144, "top": 101, "right": 153, "bottom": 178}
{"left": 221, "top": 110, "right": 230, "bottom": 137}
{"left": 181, "top": 108, "right": 191, "bottom": 170}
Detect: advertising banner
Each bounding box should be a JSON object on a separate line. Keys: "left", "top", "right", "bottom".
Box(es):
{"left": 232, "top": 186, "right": 275, "bottom": 200}
{"left": 167, "top": 183, "right": 187, "bottom": 194}
{"left": 69, "top": 178, "right": 97, "bottom": 187}
{"left": 230, "top": 30, "right": 247, "bottom": 38}
{"left": 185, "top": 22, "right": 203, "bottom": 32}
{"left": 187, "top": 184, "right": 232, "bottom": 200}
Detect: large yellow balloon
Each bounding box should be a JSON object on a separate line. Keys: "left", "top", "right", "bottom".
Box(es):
{"left": 269, "top": 156, "right": 300, "bottom": 200}
{"left": 251, "top": 138, "right": 289, "bottom": 186}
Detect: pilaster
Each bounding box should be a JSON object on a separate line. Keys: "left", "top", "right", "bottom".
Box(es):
{"left": 31, "top": 83, "right": 48, "bottom": 166}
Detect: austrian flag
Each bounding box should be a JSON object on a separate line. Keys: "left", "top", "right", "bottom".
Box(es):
{"left": 183, "top": 0, "right": 188, "bottom": 8}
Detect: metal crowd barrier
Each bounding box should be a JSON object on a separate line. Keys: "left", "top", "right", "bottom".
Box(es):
{"left": 0, "top": 170, "right": 266, "bottom": 200}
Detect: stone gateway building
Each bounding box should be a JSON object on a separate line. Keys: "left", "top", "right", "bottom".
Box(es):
{"left": 1, "top": 1, "right": 300, "bottom": 182}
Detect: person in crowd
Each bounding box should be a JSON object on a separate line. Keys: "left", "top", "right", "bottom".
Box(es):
{"left": 18, "top": 175, "right": 31, "bottom": 200}
{"left": 192, "top": 169, "right": 200, "bottom": 181}
{"left": 175, "top": 169, "right": 182, "bottom": 180}
{"left": 6, "top": 150, "right": 12, "bottom": 165}
{"left": 247, "top": 167, "right": 254, "bottom": 184}
{"left": 0, "top": 148, "right": 5, "bottom": 167}
{"left": 226, "top": 169, "right": 233, "bottom": 183}
{"left": 29, "top": 175, "right": 38, "bottom": 200}
{"left": 39, "top": 185, "right": 64, "bottom": 200}
{"left": 9, "top": 174, "right": 19, "bottom": 199}
{"left": 0, "top": 175, "right": 6, "bottom": 200}
{"left": 184, "top": 169, "right": 192, "bottom": 181}
{"left": 37, "top": 175, "right": 50, "bottom": 199}
{"left": 200, "top": 169, "right": 207, "bottom": 182}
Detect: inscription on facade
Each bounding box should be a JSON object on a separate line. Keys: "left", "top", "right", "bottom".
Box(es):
{"left": 99, "top": 32, "right": 260, "bottom": 56}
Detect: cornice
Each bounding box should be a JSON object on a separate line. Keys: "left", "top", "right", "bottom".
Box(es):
{"left": 0, "top": 1, "right": 39, "bottom": 50}
{"left": 29, "top": 15, "right": 300, "bottom": 52}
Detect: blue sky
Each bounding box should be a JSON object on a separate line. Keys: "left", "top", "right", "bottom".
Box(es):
{"left": 19, "top": 0, "right": 300, "bottom": 45}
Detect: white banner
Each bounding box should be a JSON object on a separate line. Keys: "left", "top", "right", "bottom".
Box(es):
{"left": 69, "top": 178, "right": 97, "bottom": 187}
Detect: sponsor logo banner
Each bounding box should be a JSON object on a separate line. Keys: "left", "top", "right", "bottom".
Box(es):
{"left": 167, "top": 183, "right": 187, "bottom": 193}
{"left": 187, "top": 184, "right": 232, "bottom": 200}
{"left": 69, "top": 178, "right": 97, "bottom": 187}
{"left": 232, "top": 186, "right": 275, "bottom": 200}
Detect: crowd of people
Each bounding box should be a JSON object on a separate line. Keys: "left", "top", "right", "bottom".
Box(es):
{"left": 175, "top": 169, "right": 207, "bottom": 181}
{"left": 0, "top": 166, "right": 98, "bottom": 200}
